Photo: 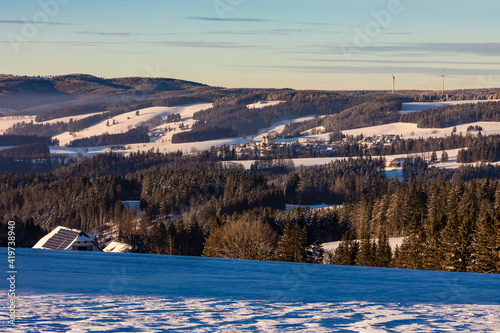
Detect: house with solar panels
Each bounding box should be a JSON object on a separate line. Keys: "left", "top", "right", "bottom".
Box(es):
{"left": 33, "top": 226, "right": 102, "bottom": 252}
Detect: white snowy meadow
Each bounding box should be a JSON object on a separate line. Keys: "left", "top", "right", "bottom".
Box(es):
{"left": 2, "top": 248, "right": 500, "bottom": 332}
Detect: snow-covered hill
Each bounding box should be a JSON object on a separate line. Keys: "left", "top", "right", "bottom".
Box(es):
{"left": 54, "top": 103, "right": 213, "bottom": 146}
{"left": 2, "top": 248, "right": 499, "bottom": 332}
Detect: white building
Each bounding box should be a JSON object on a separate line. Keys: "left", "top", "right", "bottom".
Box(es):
{"left": 33, "top": 226, "right": 102, "bottom": 252}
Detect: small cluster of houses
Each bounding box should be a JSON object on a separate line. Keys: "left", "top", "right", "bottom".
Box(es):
{"left": 357, "top": 134, "right": 401, "bottom": 148}
{"left": 229, "top": 140, "right": 339, "bottom": 158}
{"left": 226, "top": 134, "right": 402, "bottom": 159}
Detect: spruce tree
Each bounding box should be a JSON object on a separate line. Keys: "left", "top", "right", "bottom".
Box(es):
{"left": 356, "top": 231, "right": 375, "bottom": 267}
{"left": 396, "top": 215, "right": 425, "bottom": 270}
{"left": 276, "top": 220, "right": 308, "bottom": 262}
{"left": 375, "top": 229, "right": 392, "bottom": 267}
{"left": 333, "top": 230, "right": 359, "bottom": 266}
{"left": 470, "top": 212, "right": 500, "bottom": 273}
{"left": 202, "top": 217, "right": 223, "bottom": 258}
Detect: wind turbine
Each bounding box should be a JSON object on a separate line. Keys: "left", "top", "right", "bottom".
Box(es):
{"left": 391, "top": 73, "right": 395, "bottom": 94}
{"left": 441, "top": 69, "right": 445, "bottom": 93}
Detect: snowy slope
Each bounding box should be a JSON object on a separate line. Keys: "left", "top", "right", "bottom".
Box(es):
{"left": 2, "top": 248, "right": 500, "bottom": 332}
{"left": 40, "top": 112, "right": 104, "bottom": 125}
{"left": 247, "top": 100, "right": 285, "bottom": 109}
{"left": 253, "top": 115, "right": 319, "bottom": 141}
{"left": 322, "top": 237, "right": 405, "bottom": 253}
{"left": 0, "top": 116, "right": 36, "bottom": 134}
{"left": 302, "top": 121, "right": 500, "bottom": 143}
{"left": 53, "top": 103, "right": 213, "bottom": 146}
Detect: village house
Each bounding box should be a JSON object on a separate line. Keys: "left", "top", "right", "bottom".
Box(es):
{"left": 33, "top": 226, "right": 102, "bottom": 252}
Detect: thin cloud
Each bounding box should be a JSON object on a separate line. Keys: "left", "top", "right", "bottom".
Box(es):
{"left": 386, "top": 32, "right": 413, "bottom": 35}
{"left": 186, "top": 16, "right": 269, "bottom": 22}
{"left": 147, "top": 41, "right": 266, "bottom": 49}
{"left": 339, "top": 43, "right": 500, "bottom": 57}
{"left": 205, "top": 28, "right": 317, "bottom": 36}
{"left": 77, "top": 31, "right": 177, "bottom": 37}
{"left": 288, "top": 42, "right": 500, "bottom": 58}
{"left": 296, "top": 21, "right": 336, "bottom": 26}
{"left": 235, "top": 65, "right": 500, "bottom": 76}
{"left": 0, "top": 19, "right": 75, "bottom": 25}
{"left": 296, "top": 58, "right": 500, "bottom": 66}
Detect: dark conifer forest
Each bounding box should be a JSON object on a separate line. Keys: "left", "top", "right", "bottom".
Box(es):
{"left": 1, "top": 76, "right": 499, "bottom": 274}
{"left": 1, "top": 150, "right": 499, "bottom": 273}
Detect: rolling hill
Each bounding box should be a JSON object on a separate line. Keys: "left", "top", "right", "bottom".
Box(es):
{"left": 0, "top": 74, "right": 208, "bottom": 115}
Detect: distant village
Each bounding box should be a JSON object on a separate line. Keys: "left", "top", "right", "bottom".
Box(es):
{"left": 224, "top": 133, "right": 403, "bottom": 161}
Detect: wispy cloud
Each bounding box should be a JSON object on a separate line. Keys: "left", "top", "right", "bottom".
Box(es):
{"left": 205, "top": 28, "right": 317, "bottom": 36}
{"left": 77, "top": 31, "right": 177, "bottom": 37}
{"left": 186, "top": 16, "right": 269, "bottom": 22}
{"left": 0, "top": 39, "right": 269, "bottom": 50}
{"left": 235, "top": 65, "right": 500, "bottom": 76}
{"left": 147, "top": 41, "right": 266, "bottom": 49}
{"left": 297, "top": 58, "right": 500, "bottom": 66}
{"left": 385, "top": 32, "right": 413, "bottom": 35}
{"left": 0, "top": 19, "right": 75, "bottom": 26}
{"left": 288, "top": 42, "right": 500, "bottom": 58}
{"left": 296, "top": 21, "right": 336, "bottom": 26}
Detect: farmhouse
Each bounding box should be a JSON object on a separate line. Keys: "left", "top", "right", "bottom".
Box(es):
{"left": 389, "top": 158, "right": 406, "bottom": 168}
{"left": 33, "top": 226, "right": 102, "bottom": 251}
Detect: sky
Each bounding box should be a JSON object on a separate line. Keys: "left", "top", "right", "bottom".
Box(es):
{"left": 1, "top": 0, "right": 499, "bottom": 91}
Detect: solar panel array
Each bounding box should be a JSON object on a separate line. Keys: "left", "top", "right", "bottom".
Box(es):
{"left": 42, "top": 228, "right": 81, "bottom": 250}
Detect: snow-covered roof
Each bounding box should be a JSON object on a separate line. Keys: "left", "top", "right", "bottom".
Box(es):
{"left": 76, "top": 235, "right": 93, "bottom": 242}
{"left": 33, "top": 226, "right": 82, "bottom": 250}
{"left": 103, "top": 241, "right": 132, "bottom": 253}
{"left": 33, "top": 226, "right": 102, "bottom": 251}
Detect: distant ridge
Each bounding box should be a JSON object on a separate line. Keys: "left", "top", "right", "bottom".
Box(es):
{"left": 0, "top": 74, "right": 209, "bottom": 115}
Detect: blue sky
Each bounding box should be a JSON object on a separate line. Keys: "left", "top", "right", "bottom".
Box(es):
{"left": 1, "top": 0, "right": 499, "bottom": 90}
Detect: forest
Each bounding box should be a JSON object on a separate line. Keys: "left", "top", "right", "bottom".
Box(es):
{"left": 171, "top": 126, "right": 238, "bottom": 144}
{"left": 1, "top": 81, "right": 500, "bottom": 274}
{"left": 68, "top": 128, "right": 150, "bottom": 147}
{"left": 1, "top": 150, "right": 499, "bottom": 274}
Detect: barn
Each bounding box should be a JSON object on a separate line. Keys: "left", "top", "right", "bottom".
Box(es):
{"left": 33, "top": 226, "right": 102, "bottom": 252}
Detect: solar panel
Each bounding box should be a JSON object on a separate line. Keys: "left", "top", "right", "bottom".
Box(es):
{"left": 42, "top": 228, "right": 81, "bottom": 250}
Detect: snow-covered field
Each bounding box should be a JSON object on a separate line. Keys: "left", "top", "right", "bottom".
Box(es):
{"left": 0, "top": 116, "right": 36, "bottom": 134}
{"left": 247, "top": 100, "right": 285, "bottom": 109}
{"left": 41, "top": 112, "right": 104, "bottom": 125}
{"left": 54, "top": 103, "right": 213, "bottom": 146}
{"left": 0, "top": 113, "right": 105, "bottom": 135}
{"left": 228, "top": 148, "right": 462, "bottom": 170}
{"left": 286, "top": 204, "right": 339, "bottom": 211}
{"left": 302, "top": 121, "right": 500, "bottom": 143}
{"left": 2, "top": 248, "right": 500, "bottom": 332}
{"left": 253, "top": 115, "right": 318, "bottom": 142}
{"left": 322, "top": 237, "right": 405, "bottom": 253}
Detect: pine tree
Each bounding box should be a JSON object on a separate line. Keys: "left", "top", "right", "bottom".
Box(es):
{"left": 441, "top": 151, "right": 449, "bottom": 163}
{"left": 470, "top": 212, "right": 500, "bottom": 273}
{"left": 396, "top": 215, "right": 426, "bottom": 270}
{"left": 306, "top": 241, "right": 325, "bottom": 263}
{"left": 356, "top": 231, "right": 375, "bottom": 267}
{"left": 441, "top": 213, "right": 474, "bottom": 272}
{"left": 430, "top": 151, "right": 438, "bottom": 163}
{"left": 202, "top": 217, "right": 223, "bottom": 258}
{"left": 333, "top": 230, "right": 359, "bottom": 266}
{"left": 276, "top": 220, "right": 308, "bottom": 262}
{"left": 375, "top": 229, "right": 392, "bottom": 267}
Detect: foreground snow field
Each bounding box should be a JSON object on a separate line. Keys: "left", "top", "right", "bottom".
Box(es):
{"left": 2, "top": 248, "right": 500, "bottom": 332}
